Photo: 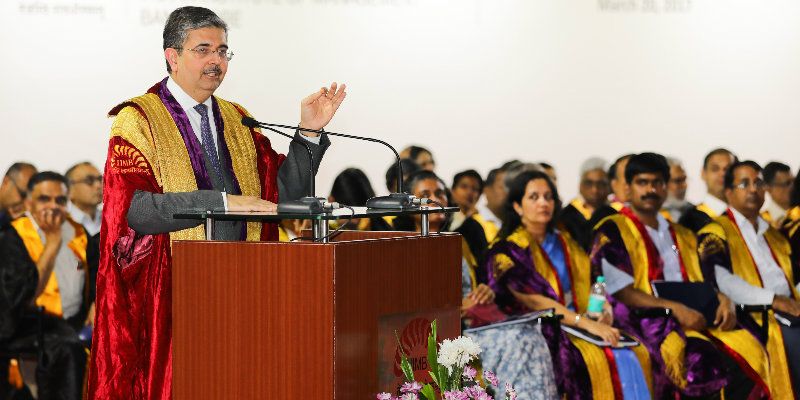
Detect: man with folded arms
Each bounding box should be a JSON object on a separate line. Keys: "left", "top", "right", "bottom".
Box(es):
{"left": 698, "top": 160, "right": 799, "bottom": 399}
{"left": 591, "top": 153, "right": 770, "bottom": 399}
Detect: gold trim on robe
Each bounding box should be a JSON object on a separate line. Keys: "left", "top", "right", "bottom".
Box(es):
{"left": 110, "top": 93, "right": 263, "bottom": 243}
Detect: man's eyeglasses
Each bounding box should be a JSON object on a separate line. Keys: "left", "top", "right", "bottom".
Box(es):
{"left": 733, "top": 179, "right": 766, "bottom": 191}
{"left": 176, "top": 46, "right": 234, "bottom": 61}
{"left": 70, "top": 175, "right": 103, "bottom": 186}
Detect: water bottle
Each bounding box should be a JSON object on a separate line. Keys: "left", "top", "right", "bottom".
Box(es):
{"left": 586, "top": 276, "right": 607, "bottom": 320}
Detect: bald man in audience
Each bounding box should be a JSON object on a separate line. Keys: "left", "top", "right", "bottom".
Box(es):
{"left": 679, "top": 148, "right": 737, "bottom": 233}
{"left": 0, "top": 162, "right": 37, "bottom": 228}
{"left": 557, "top": 157, "right": 610, "bottom": 251}
{"left": 662, "top": 156, "right": 693, "bottom": 222}
{"left": 66, "top": 162, "right": 104, "bottom": 236}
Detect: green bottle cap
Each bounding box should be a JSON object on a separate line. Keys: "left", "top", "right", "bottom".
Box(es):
{"left": 597, "top": 276, "right": 605, "bottom": 283}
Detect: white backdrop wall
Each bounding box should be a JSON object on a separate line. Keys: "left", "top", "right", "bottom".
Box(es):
{"left": 1, "top": 0, "right": 798, "bottom": 204}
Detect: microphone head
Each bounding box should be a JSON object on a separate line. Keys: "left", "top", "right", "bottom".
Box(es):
{"left": 241, "top": 116, "right": 259, "bottom": 128}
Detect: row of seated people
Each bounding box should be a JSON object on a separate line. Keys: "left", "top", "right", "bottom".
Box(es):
{"left": 307, "top": 151, "right": 800, "bottom": 399}
{"left": 0, "top": 163, "right": 103, "bottom": 400}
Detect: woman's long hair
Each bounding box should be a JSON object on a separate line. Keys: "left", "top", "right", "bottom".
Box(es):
{"left": 497, "top": 170, "right": 562, "bottom": 240}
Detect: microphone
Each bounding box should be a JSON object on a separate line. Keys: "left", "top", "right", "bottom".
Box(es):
{"left": 242, "top": 116, "right": 324, "bottom": 214}
{"left": 241, "top": 118, "right": 412, "bottom": 209}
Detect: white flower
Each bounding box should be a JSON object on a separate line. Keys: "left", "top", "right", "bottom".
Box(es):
{"left": 437, "top": 336, "right": 481, "bottom": 372}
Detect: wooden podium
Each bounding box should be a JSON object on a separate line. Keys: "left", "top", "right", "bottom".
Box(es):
{"left": 172, "top": 230, "right": 462, "bottom": 399}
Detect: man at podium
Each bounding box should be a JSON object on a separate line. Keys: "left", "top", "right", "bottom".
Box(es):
{"left": 87, "top": 6, "right": 346, "bottom": 399}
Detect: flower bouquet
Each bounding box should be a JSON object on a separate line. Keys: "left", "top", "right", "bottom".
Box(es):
{"left": 377, "top": 321, "right": 516, "bottom": 400}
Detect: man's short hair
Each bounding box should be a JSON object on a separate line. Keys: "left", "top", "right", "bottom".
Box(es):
{"left": 4, "top": 162, "right": 36, "bottom": 179}
{"left": 624, "top": 153, "right": 670, "bottom": 184}
{"left": 723, "top": 160, "right": 762, "bottom": 189}
{"left": 703, "top": 148, "right": 738, "bottom": 170}
{"left": 27, "top": 171, "right": 68, "bottom": 194}
{"left": 163, "top": 6, "right": 228, "bottom": 73}
{"left": 579, "top": 157, "right": 607, "bottom": 177}
{"left": 452, "top": 170, "right": 484, "bottom": 193}
{"left": 762, "top": 161, "right": 791, "bottom": 185}
{"left": 608, "top": 154, "right": 633, "bottom": 181}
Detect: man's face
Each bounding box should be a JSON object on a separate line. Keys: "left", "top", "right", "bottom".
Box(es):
{"left": 579, "top": 169, "right": 609, "bottom": 209}
{"left": 26, "top": 180, "right": 68, "bottom": 226}
{"left": 667, "top": 164, "right": 688, "bottom": 201}
{"left": 702, "top": 153, "right": 734, "bottom": 199}
{"left": 610, "top": 158, "right": 630, "bottom": 202}
{"left": 0, "top": 167, "right": 36, "bottom": 218}
{"left": 484, "top": 172, "right": 507, "bottom": 211}
{"left": 767, "top": 170, "right": 794, "bottom": 210}
{"left": 451, "top": 176, "right": 481, "bottom": 212}
{"left": 166, "top": 27, "right": 228, "bottom": 101}
{"left": 413, "top": 178, "right": 448, "bottom": 227}
{"left": 627, "top": 172, "right": 667, "bottom": 216}
{"left": 68, "top": 164, "right": 103, "bottom": 210}
{"left": 725, "top": 166, "right": 765, "bottom": 219}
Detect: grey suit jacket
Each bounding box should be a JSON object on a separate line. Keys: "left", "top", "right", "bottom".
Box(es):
{"left": 127, "top": 131, "right": 330, "bottom": 240}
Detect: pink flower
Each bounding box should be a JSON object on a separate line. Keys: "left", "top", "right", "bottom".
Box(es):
{"left": 462, "top": 366, "right": 477, "bottom": 380}
{"left": 464, "top": 386, "right": 486, "bottom": 398}
{"left": 376, "top": 393, "right": 394, "bottom": 400}
{"left": 505, "top": 382, "right": 517, "bottom": 400}
{"left": 484, "top": 370, "right": 499, "bottom": 387}
{"left": 400, "top": 381, "right": 422, "bottom": 394}
{"left": 443, "top": 391, "right": 469, "bottom": 400}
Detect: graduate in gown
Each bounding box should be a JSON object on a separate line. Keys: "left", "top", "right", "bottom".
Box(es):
{"left": 487, "top": 170, "right": 651, "bottom": 400}
{"left": 592, "top": 153, "right": 771, "bottom": 399}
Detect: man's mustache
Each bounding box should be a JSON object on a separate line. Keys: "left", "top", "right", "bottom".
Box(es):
{"left": 640, "top": 194, "right": 661, "bottom": 201}
{"left": 203, "top": 66, "right": 222, "bottom": 75}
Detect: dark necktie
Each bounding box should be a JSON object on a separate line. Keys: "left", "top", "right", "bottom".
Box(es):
{"left": 193, "top": 103, "right": 223, "bottom": 180}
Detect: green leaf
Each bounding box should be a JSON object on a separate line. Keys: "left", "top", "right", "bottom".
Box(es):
{"left": 420, "top": 384, "right": 436, "bottom": 400}
{"left": 428, "top": 371, "right": 441, "bottom": 389}
{"left": 395, "top": 331, "right": 415, "bottom": 383}
{"left": 438, "top": 365, "right": 450, "bottom": 391}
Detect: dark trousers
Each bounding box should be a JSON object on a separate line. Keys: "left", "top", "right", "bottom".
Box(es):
{"left": 780, "top": 324, "right": 800, "bottom": 399}
{"left": 0, "top": 313, "right": 85, "bottom": 400}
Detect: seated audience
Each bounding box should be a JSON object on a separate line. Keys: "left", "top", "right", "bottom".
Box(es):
{"left": 0, "top": 172, "right": 89, "bottom": 400}
{"left": 592, "top": 153, "right": 771, "bottom": 399}
{"left": 487, "top": 170, "right": 651, "bottom": 400}
{"left": 0, "top": 163, "right": 37, "bottom": 227}
{"left": 607, "top": 154, "right": 632, "bottom": 211}
{"left": 450, "top": 169, "right": 483, "bottom": 218}
{"left": 65, "top": 162, "right": 103, "bottom": 236}
{"left": 558, "top": 157, "right": 610, "bottom": 252}
{"left": 662, "top": 156, "right": 693, "bottom": 222}
{"left": 679, "top": 148, "right": 737, "bottom": 232}
{"left": 761, "top": 161, "right": 794, "bottom": 228}
{"left": 698, "top": 160, "right": 799, "bottom": 398}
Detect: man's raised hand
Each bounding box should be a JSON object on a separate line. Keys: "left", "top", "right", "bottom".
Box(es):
{"left": 299, "top": 82, "right": 347, "bottom": 132}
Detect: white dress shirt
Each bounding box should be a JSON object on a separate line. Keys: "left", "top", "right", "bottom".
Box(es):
{"left": 761, "top": 193, "right": 787, "bottom": 222}
{"left": 28, "top": 213, "right": 85, "bottom": 320}
{"left": 700, "top": 193, "right": 728, "bottom": 217}
{"left": 603, "top": 214, "right": 684, "bottom": 295}
{"left": 714, "top": 208, "right": 792, "bottom": 305}
{"left": 67, "top": 201, "right": 102, "bottom": 236}
{"left": 166, "top": 76, "right": 319, "bottom": 210}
